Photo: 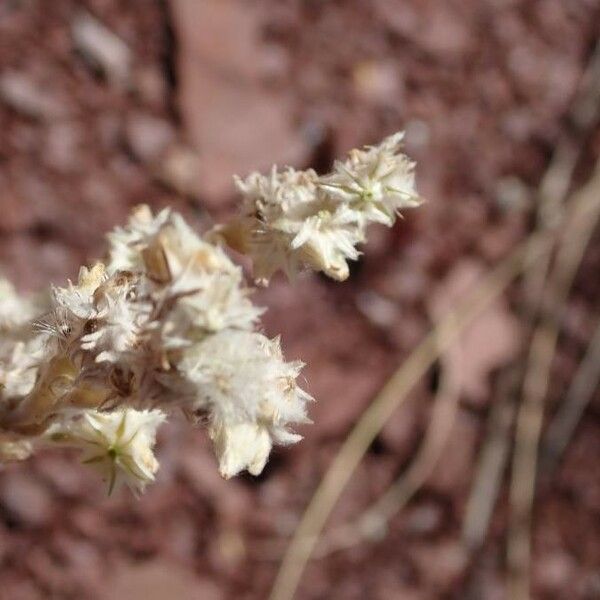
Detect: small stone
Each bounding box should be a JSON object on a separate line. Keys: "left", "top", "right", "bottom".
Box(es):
{"left": 72, "top": 12, "right": 132, "bottom": 86}
{"left": 43, "top": 121, "right": 85, "bottom": 173}
{"left": 126, "top": 113, "right": 175, "bottom": 164}
{"left": 534, "top": 551, "right": 577, "bottom": 593}
{"left": 0, "top": 72, "right": 65, "bottom": 120}
{"left": 133, "top": 66, "right": 169, "bottom": 108}
{"left": 356, "top": 291, "right": 399, "bottom": 329}
{"left": 0, "top": 471, "right": 53, "bottom": 527}
{"left": 102, "top": 560, "right": 223, "bottom": 600}
{"left": 352, "top": 61, "right": 403, "bottom": 105}
{"left": 429, "top": 260, "right": 521, "bottom": 406}
{"left": 402, "top": 501, "right": 443, "bottom": 535}
{"left": 379, "top": 397, "right": 421, "bottom": 456}
{"left": 159, "top": 144, "right": 202, "bottom": 197}
{"left": 412, "top": 540, "right": 468, "bottom": 590}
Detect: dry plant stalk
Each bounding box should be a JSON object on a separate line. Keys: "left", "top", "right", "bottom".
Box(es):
{"left": 269, "top": 142, "right": 600, "bottom": 598}
{"left": 501, "top": 43, "right": 600, "bottom": 597}
{"left": 0, "top": 133, "right": 421, "bottom": 495}
{"left": 540, "top": 319, "right": 600, "bottom": 475}
{"left": 268, "top": 223, "right": 559, "bottom": 600}
{"left": 507, "top": 162, "right": 600, "bottom": 600}
{"left": 315, "top": 343, "right": 461, "bottom": 557}
{"left": 463, "top": 38, "right": 600, "bottom": 556}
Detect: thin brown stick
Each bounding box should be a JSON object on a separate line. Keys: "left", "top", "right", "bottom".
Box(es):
{"left": 507, "top": 164, "right": 600, "bottom": 600}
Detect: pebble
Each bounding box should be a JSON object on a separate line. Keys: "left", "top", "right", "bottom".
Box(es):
{"left": 0, "top": 471, "right": 53, "bottom": 527}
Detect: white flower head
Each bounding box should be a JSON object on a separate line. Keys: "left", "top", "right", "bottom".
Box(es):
{"left": 222, "top": 168, "right": 322, "bottom": 283}
{"left": 0, "top": 338, "right": 46, "bottom": 399}
{"left": 218, "top": 206, "right": 364, "bottom": 283}
{"left": 53, "top": 264, "right": 108, "bottom": 320}
{"left": 180, "top": 330, "right": 311, "bottom": 478}
{"left": 209, "top": 421, "right": 272, "bottom": 478}
{"left": 235, "top": 166, "right": 319, "bottom": 224}
{"left": 47, "top": 408, "right": 166, "bottom": 495}
{"left": 106, "top": 205, "right": 172, "bottom": 275}
{"left": 0, "top": 278, "right": 25, "bottom": 327}
{"left": 41, "top": 263, "right": 109, "bottom": 350}
{"left": 105, "top": 205, "right": 259, "bottom": 338}
{"left": 164, "top": 270, "right": 263, "bottom": 342}
{"left": 107, "top": 205, "right": 236, "bottom": 283}
{"left": 320, "top": 132, "right": 422, "bottom": 226}
{"left": 217, "top": 217, "right": 303, "bottom": 284}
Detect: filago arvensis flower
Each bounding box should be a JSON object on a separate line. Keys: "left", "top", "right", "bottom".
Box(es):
{"left": 0, "top": 132, "right": 421, "bottom": 494}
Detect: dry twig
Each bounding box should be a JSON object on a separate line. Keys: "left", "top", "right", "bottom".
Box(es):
{"left": 268, "top": 228, "right": 554, "bottom": 600}
{"left": 539, "top": 319, "right": 600, "bottom": 476}
{"left": 462, "top": 38, "right": 600, "bottom": 554}
{"left": 314, "top": 341, "right": 461, "bottom": 557}
{"left": 269, "top": 42, "right": 600, "bottom": 600}
{"left": 462, "top": 368, "right": 519, "bottom": 550}
{"left": 507, "top": 163, "right": 600, "bottom": 600}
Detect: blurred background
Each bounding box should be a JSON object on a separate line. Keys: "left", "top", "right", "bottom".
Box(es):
{"left": 1, "top": 1, "right": 600, "bottom": 598}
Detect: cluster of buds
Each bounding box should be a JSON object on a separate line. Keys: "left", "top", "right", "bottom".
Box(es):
{"left": 218, "top": 132, "right": 421, "bottom": 283}
{"left": 0, "top": 133, "right": 420, "bottom": 495}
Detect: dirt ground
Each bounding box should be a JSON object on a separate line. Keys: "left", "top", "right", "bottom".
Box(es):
{"left": 0, "top": 1, "right": 599, "bottom": 598}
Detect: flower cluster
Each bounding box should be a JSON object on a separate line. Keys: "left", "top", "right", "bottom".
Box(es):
{"left": 218, "top": 132, "right": 421, "bottom": 283}
{"left": 0, "top": 131, "right": 420, "bottom": 494}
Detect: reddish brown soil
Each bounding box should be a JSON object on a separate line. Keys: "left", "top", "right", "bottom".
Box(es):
{"left": 1, "top": 1, "right": 599, "bottom": 598}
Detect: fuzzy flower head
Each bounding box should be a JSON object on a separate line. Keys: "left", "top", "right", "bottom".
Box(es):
{"left": 48, "top": 408, "right": 165, "bottom": 495}
{"left": 106, "top": 206, "right": 172, "bottom": 275}
{"left": 180, "top": 330, "right": 312, "bottom": 478}
{"left": 41, "top": 263, "right": 109, "bottom": 353}
{"left": 222, "top": 131, "right": 421, "bottom": 283}
{"left": 320, "top": 132, "right": 422, "bottom": 226}
{"left": 220, "top": 168, "right": 320, "bottom": 283}
{"left": 0, "top": 338, "right": 45, "bottom": 400}
{"left": 79, "top": 270, "right": 152, "bottom": 364}
{"left": 0, "top": 279, "right": 24, "bottom": 328}
{"left": 107, "top": 205, "right": 235, "bottom": 281}
{"left": 107, "top": 205, "right": 261, "bottom": 341}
